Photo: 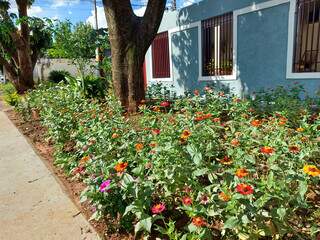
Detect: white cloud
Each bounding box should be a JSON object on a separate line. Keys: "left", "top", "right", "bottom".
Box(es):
{"left": 68, "top": 11, "right": 72, "bottom": 15}
{"left": 86, "top": 6, "right": 146, "bottom": 28}
{"left": 28, "top": 6, "right": 43, "bottom": 16}
{"left": 51, "top": 0, "right": 80, "bottom": 8}
{"left": 8, "top": 1, "right": 43, "bottom": 17}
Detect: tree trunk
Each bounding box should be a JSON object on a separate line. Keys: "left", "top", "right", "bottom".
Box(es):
{"left": 16, "top": 48, "right": 34, "bottom": 93}
{"left": 103, "top": 0, "right": 166, "bottom": 112}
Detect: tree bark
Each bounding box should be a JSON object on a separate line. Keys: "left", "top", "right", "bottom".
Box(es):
{"left": 102, "top": 0, "right": 166, "bottom": 112}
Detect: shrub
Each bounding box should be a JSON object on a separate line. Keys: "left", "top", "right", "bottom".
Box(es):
{"left": 48, "top": 70, "right": 71, "bottom": 83}
{"left": 17, "top": 84, "right": 320, "bottom": 239}
{"left": 0, "top": 83, "right": 21, "bottom": 106}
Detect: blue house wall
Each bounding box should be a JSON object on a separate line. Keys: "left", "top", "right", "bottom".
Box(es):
{"left": 144, "top": 0, "right": 320, "bottom": 97}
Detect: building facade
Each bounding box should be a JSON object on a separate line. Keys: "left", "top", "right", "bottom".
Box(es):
{"left": 144, "top": 0, "right": 320, "bottom": 97}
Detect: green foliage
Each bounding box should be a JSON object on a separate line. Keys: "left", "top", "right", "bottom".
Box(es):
{"left": 18, "top": 84, "right": 320, "bottom": 239}
{"left": 48, "top": 70, "right": 70, "bottom": 83}
{"left": 0, "top": 82, "right": 20, "bottom": 106}
{"left": 66, "top": 75, "right": 108, "bottom": 99}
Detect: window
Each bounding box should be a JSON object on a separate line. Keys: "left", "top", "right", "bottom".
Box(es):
{"left": 152, "top": 31, "right": 170, "bottom": 78}
{"left": 202, "top": 12, "right": 233, "bottom": 77}
{"left": 293, "top": 0, "right": 320, "bottom": 73}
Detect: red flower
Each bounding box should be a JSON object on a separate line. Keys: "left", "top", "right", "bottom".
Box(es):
{"left": 260, "top": 146, "right": 274, "bottom": 155}
{"left": 182, "top": 196, "right": 193, "bottom": 206}
{"left": 152, "top": 129, "right": 161, "bottom": 135}
{"left": 236, "top": 183, "right": 254, "bottom": 195}
{"left": 230, "top": 138, "right": 240, "bottom": 146}
{"left": 212, "top": 117, "right": 221, "bottom": 122}
{"left": 194, "top": 89, "right": 200, "bottom": 96}
{"left": 151, "top": 203, "right": 166, "bottom": 214}
{"left": 192, "top": 217, "right": 206, "bottom": 227}
{"left": 160, "top": 101, "right": 170, "bottom": 107}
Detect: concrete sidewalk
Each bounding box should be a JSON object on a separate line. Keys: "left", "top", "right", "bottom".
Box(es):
{"left": 0, "top": 108, "right": 100, "bottom": 240}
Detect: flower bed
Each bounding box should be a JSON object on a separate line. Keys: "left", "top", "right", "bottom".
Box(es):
{"left": 17, "top": 84, "right": 320, "bottom": 239}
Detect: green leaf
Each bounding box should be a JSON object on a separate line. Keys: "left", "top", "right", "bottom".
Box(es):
{"left": 223, "top": 216, "right": 239, "bottom": 229}
{"left": 192, "top": 168, "right": 208, "bottom": 177}
{"left": 186, "top": 144, "right": 203, "bottom": 165}
{"left": 298, "top": 180, "right": 308, "bottom": 199}
{"left": 277, "top": 207, "right": 286, "bottom": 220}
{"left": 135, "top": 217, "right": 152, "bottom": 234}
{"left": 187, "top": 223, "right": 198, "bottom": 232}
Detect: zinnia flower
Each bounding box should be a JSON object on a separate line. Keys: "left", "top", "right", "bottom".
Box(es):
{"left": 192, "top": 217, "right": 206, "bottom": 227}
{"left": 212, "top": 117, "right": 220, "bottom": 122}
{"left": 194, "top": 89, "right": 200, "bottom": 96}
{"left": 149, "top": 142, "right": 157, "bottom": 148}
{"left": 152, "top": 129, "right": 161, "bottom": 135}
{"left": 79, "top": 155, "right": 91, "bottom": 165}
{"left": 230, "top": 138, "right": 240, "bottom": 146}
{"left": 236, "top": 183, "right": 254, "bottom": 195}
{"left": 99, "top": 180, "right": 111, "bottom": 192}
{"left": 135, "top": 143, "right": 144, "bottom": 152}
{"left": 151, "top": 203, "right": 166, "bottom": 214}
{"left": 260, "top": 146, "right": 274, "bottom": 155}
{"left": 289, "top": 146, "right": 300, "bottom": 154}
{"left": 181, "top": 130, "right": 191, "bottom": 139}
{"left": 218, "top": 192, "right": 231, "bottom": 202}
{"left": 220, "top": 156, "right": 233, "bottom": 165}
{"left": 182, "top": 196, "right": 193, "bottom": 206}
{"left": 160, "top": 101, "right": 170, "bottom": 107}
{"left": 303, "top": 165, "right": 320, "bottom": 177}
{"left": 112, "top": 133, "right": 119, "bottom": 139}
{"left": 114, "top": 162, "right": 128, "bottom": 173}
{"left": 296, "top": 127, "right": 304, "bottom": 132}
{"left": 200, "top": 194, "right": 209, "bottom": 205}
{"left": 235, "top": 168, "right": 249, "bottom": 178}
{"left": 251, "top": 119, "right": 262, "bottom": 127}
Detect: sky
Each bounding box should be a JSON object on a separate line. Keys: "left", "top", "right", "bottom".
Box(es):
{"left": 8, "top": 0, "right": 200, "bottom": 28}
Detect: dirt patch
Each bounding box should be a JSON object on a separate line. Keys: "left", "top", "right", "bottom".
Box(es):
{"left": 5, "top": 109, "right": 134, "bottom": 240}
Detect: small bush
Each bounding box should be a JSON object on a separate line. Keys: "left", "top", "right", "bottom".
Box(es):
{"left": 0, "top": 83, "right": 21, "bottom": 106}
{"left": 48, "top": 70, "right": 71, "bottom": 83}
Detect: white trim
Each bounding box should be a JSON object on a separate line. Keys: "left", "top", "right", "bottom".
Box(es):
{"left": 286, "top": 0, "right": 320, "bottom": 79}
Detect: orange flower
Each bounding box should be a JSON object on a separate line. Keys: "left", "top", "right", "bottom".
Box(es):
{"left": 279, "top": 117, "right": 288, "bottom": 126}
{"left": 218, "top": 192, "right": 231, "bottom": 202}
{"left": 303, "top": 165, "right": 320, "bottom": 177}
{"left": 114, "top": 162, "right": 128, "bottom": 173}
{"left": 230, "top": 138, "right": 240, "bottom": 146}
{"left": 135, "top": 143, "right": 144, "bottom": 152}
{"left": 182, "top": 196, "right": 193, "bottom": 206}
{"left": 192, "top": 217, "right": 206, "bottom": 227}
{"left": 301, "top": 136, "right": 309, "bottom": 142}
{"left": 79, "top": 155, "right": 90, "bottom": 165}
{"left": 289, "top": 146, "right": 300, "bottom": 154}
{"left": 296, "top": 127, "right": 304, "bottom": 132}
{"left": 251, "top": 119, "right": 262, "bottom": 127}
{"left": 181, "top": 130, "right": 191, "bottom": 139}
{"left": 260, "top": 146, "right": 274, "bottom": 155}
{"left": 112, "top": 133, "right": 119, "bottom": 139}
{"left": 235, "top": 168, "right": 249, "bottom": 178}
{"left": 220, "top": 156, "right": 233, "bottom": 165}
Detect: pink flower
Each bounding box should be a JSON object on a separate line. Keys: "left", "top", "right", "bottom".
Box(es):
{"left": 151, "top": 203, "right": 166, "bottom": 214}
{"left": 160, "top": 101, "right": 170, "bottom": 107}
{"left": 99, "top": 180, "right": 111, "bottom": 192}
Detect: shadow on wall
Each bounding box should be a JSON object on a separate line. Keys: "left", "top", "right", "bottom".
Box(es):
{"left": 170, "top": 6, "right": 232, "bottom": 95}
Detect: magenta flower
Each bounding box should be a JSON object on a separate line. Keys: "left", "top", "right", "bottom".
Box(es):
{"left": 99, "top": 180, "right": 111, "bottom": 192}
{"left": 151, "top": 203, "right": 166, "bottom": 214}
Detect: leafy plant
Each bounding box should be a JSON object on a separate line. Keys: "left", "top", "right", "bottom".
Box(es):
{"left": 48, "top": 70, "right": 71, "bottom": 83}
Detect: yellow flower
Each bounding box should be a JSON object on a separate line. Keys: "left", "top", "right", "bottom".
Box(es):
{"left": 296, "top": 127, "right": 304, "bottom": 132}
{"left": 303, "top": 165, "right": 320, "bottom": 177}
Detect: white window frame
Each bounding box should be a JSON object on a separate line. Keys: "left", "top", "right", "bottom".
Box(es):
{"left": 198, "top": 14, "right": 237, "bottom": 82}
{"left": 286, "top": 0, "right": 320, "bottom": 79}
